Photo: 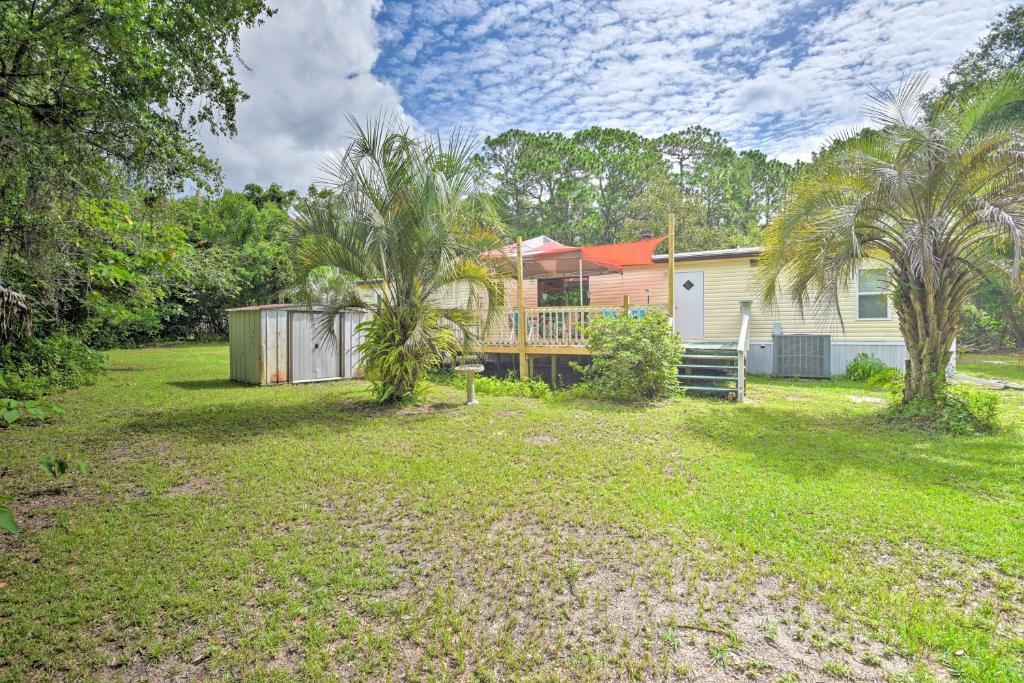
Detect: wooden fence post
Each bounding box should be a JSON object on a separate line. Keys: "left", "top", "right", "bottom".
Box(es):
{"left": 667, "top": 213, "right": 676, "bottom": 324}
{"left": 517, "top": 237, "right": 527, "bottom": 379}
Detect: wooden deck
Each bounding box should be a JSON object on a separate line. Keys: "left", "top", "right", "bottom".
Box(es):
{"left": 478, "top": 304, "right": 669, "bottom": 355}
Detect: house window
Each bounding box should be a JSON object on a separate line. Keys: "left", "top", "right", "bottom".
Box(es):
{"left": 538, "top": 277, "right": 589, "bottom": 306}
{"left": 857, "top": 269, "right": 889, "bottom": 319}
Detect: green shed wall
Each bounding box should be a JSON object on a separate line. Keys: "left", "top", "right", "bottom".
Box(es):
{"left": 228, "top": 310, "right": 262, "bottom": 384}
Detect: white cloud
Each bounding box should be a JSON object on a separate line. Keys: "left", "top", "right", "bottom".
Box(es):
{"left": 201, "top": 0, "right": 1016, "bottom": 188}
{"left": 199, "top": 0, "right": 411, "bottom": 191}
{"left": 374, "top": 0, "right": 1014, "bottom": 162}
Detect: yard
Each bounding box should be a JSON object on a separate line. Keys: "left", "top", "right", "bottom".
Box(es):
{"left": 1, "top": 345, "right": 1022, "bottom": 682}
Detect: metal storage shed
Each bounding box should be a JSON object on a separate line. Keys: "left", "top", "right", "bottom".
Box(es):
{"left": 227, "top": 304, "right": 367, "bottom": 385}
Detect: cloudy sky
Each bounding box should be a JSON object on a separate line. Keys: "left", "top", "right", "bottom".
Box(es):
{"left": 201, "top": 0, "right": 1014, "bottom": 190}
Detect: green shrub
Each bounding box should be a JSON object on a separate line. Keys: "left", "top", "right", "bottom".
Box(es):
{"left": 940, "top": 385, "right": 999, "bottom": 434}
{"left": 959, "top": 303, "right": 1013, "bottom": 351}
{"left": 0, "top": 332, "right": 105, "bottom": 400}
{"left": 430, "top": 369, "right": 551, "bottom": 399}
{"left": 889, "top": 384, "right": 999, "bottom": 435}
{"left": 845, "top": 353, "right": 890, "bottom": 382}
{"left": 475, "top": 373, "right": 551, "bottom": 399}
{"left": 574, "top": 310, "right": 683, "bottom": 402}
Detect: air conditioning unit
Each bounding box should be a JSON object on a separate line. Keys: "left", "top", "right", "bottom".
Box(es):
{"left": 772, "top": 334, "right": 831, "bottom": 378}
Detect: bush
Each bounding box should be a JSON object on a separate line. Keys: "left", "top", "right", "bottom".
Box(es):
{"left": 574, "top": 310, "right": 683, "bottom": 402}
{"left": 845, "top": 353, "right": 890, "bottom": 382}
{"left": 0, "top": 332, "right": 105, "bottom": 400}
{"left": 959, "top": 303, "right": 1013, "bottom": 351}
{"left": 889, "top": 384, "right": 999, "bottom": 435}
{"left": 430, "top": 369, "right": 551, "bottom": 399}
{"left": 476, "top": 373, "right": 551, "bottom": 399}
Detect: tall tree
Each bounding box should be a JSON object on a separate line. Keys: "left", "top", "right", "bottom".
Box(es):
{"left": 572, "top": 127, "right": 670, "bottom": 243}
{"left": 482, "top": 130, "right": 597, "bottom": 244}
{"left": 939, "top": 5, "right": 1024, "bottom": 101}
{"left": 0, "top": 0, "right": 274, "bottom": 337}
{"left": 761, "top": 74, "right": 1024, "bottom": 404}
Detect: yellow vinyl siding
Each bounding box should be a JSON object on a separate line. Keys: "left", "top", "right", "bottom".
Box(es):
{"left": 682, "top": 257, "right": 902, "bottom": 342}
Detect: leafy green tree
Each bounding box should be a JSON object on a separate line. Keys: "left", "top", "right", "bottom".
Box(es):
{"left": 939, "top": 5, "right": 1024, "bottom": 101}
{"left": 726, "top": 150, "right": 797, "bottom": 240}
{"left": 243, "top": 183, "right": 299, "bottom": 211}
{"left": 291, "top": 117, "right": 510, "bottom": 404}
{"left": 572, "top": 127, "right": 670, "bottom": 243}
{"left": 622, "top": 176, "right": 734, "bottom": 250}
{"left": 482, "top": 130, "right": 598, "bottom": 244}
{"left": 655, "top": 127, "right": 736, "bottom": 228}
{"left": 761, "top": 74, "right": 1024, "bottom": 404}
{"left": 0, "top": 0, "right": 274, "bottom": 350}
{"left": 72, "top": 199, "right": 193, "bottom": 348}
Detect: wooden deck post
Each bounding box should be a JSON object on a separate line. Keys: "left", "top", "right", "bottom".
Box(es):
{"left": 667, "top": 213, "right": 676, "bottom": 325}
{"left": 550, "top": 354, "right": 557, "bottom": 387}
{"left": 517, "top": 236, "right": 527, "bottom": 379}
{"left": 622, "top": 294, "right": 630, "bottom": 317}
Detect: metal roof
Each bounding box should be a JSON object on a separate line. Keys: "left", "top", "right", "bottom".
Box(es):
{"left": 651, "top": 246, "right": 764, "bottom": 263}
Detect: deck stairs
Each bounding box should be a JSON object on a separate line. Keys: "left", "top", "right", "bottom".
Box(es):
{"left": 678, "top": 342, "right": 741, "bottom": 400}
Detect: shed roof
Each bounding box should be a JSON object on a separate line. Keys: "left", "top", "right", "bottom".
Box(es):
{"left": 225, "top": 303, "right": 336, "bottom": 312}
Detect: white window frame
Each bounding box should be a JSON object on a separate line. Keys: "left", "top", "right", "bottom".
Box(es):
{"left": 857, "top": 268, "right": 890, "bottom": 320}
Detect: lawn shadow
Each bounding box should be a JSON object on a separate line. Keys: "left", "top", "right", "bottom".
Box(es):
{"left": 121, "top": 387, "right": 463, "bottom": 446}
{"left": 718, "top": 399, "right": 1022, "bottom": 499}
{"left": 168, "top": 379, "right": 246, "bottom": 391}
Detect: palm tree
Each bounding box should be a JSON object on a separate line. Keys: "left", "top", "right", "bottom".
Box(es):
{"left": 760, "top": 74, "right": 1024, "bottom": 404}
{"left": 291, "top": 116, "right": 510, "bottom": 403}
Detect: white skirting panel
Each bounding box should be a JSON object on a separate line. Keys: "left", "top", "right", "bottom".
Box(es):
{"left": 745, "top": 340, "right": 957, "bottom": 376}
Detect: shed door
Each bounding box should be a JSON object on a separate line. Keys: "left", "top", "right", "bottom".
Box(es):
{"left": 673, "top": 271, "right": 704, "bottom": 340}
{"left": 289, "top": 312, "right": 341, "bottom": 382}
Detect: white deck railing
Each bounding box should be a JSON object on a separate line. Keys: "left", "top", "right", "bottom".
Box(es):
{"left": 479, "top": 304, "right": 669, "bottom": 348}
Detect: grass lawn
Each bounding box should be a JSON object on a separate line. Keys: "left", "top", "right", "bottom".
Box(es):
{"left": 1, "top": 344, "right": 1022, "bottom": 682}
{"left": 959, "top": 352, "right": 1024, "bottom": 383}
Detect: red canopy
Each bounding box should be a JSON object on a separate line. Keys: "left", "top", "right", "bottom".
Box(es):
{"left": 489, "top": 235, "right": 665, "bottom": 278}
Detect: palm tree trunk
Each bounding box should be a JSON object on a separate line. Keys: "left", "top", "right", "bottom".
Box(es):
{"left": 895, "top": 283, "right": 959, "bottom": 404}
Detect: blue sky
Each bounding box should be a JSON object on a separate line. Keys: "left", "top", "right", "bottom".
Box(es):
{"left": 201, "top": 0, "right": 1015, "bottom": 189}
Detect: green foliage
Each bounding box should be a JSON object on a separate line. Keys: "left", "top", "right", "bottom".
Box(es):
{"left": 432, "top": 369, "right": 552, "bottom": 399}
{"left": 0, "top": 373, "right": 65, "bottom": 427}
{"left": 38, "top": 455, "right": 88, "bottom": 480}
{"left": 0, "top": 0, "right": 273, "bottom": 198}
{"left": 292, "top": 116, "right": 510, "bottom": 405}
{"left": 357, "top": 307, "right": 457, "bottom": 404}
{"left": 844, "top": 353, "right": 890, "bottom": 382}
{"left": 0, "top": 332, "right": 104, "bottom": 400}
{"left": 890, "top": 384, "right": 1000, "bottom": 436}
{"left": 960, "top": 303, "right": 1015, "bottom": 352}
{"left": 72, "top": 199, "right": 194, "bottom": 348}
{"left": 0, "top": 0, "right": 280, "bottom": 388}
{"left": 576, "top": 310, "right": 683, "bottom": 401}
{"left": 0, "top": 495, "right": 16, "bottom": 535}
{"left": 938, "top": 6, "right": 1024, "bottom": 103}
{"left": 475, "top": 374, "right": 552, "bottom": 399}
{"left": 481, "top": 125, "right": 794, "bottom": 247}
{"left": 1, "top": 397, "right": 65, "bottom": 427}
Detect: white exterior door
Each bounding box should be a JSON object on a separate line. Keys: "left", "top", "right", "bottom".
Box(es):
{"left": 674, "top": 271, "right": 704, "bottom": 340}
